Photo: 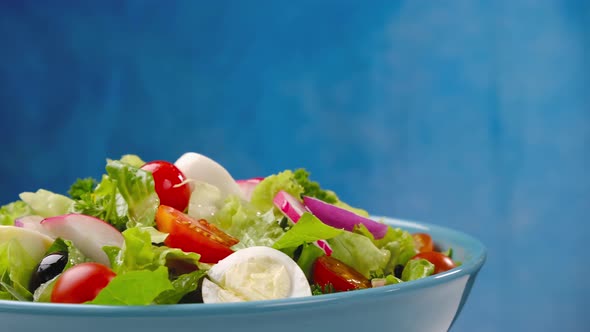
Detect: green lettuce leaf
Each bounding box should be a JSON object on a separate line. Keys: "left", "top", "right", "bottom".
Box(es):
{"left": 140, "top": 226, "right": 169, "bottom": 244}
{"left": 19, "top": 189, "right": 74, "bottom": 218}
{"left": 152, "top": 246, "right": 201, "bottom": 271}
{"left": 98, "top": 227, "right": 205, "bottom": 305}
{"left": 328, "top": 231, "right": 391, "bottom": 278}
{"left": 67, "top": 177, "right": 97, "bottom": 200}
{"left": 250, "top": 170, "right": 304, "bottom": 214}
{"left": 355, "top": 224, "right": 417, "bottom": 272}
{"left": 0, "top": 239, "right": 37, "bottom": 301}
{"left": 89, "top": 266, "right": 173, "bottom": 305}
{"left": 385, "top": 274, "right": 402, "bottom": 284}
{"left": 214, "top": 196, "right": 285, "bottom": 249}
{"left": 106, "top": 160, "right": 159, "bottom": 228}
{"left": 117, "top": 154, "right": 146, "bottom": 168}
{"left": 0, "top": 201, "right": 32, "bottom": 226}
{"left": 401, "top": 258, "right": 434, "bottom": 281}
{"left": 107, "top": 227, "right": 202, "bottom": 275}
{"left": 154, "top": 269, "right": 207, "bottom": 304}
{"left": 107, "top": 227, "right": 159, "bottom": 274}
{"left": 187, "top": 181, "right": 223, "bottom": 220}
{"left": 271, "top": 212, "right": 340, "bottom": 280}
{"left": 371, "top": 274, "right": 402, "bottom": 286}
{"left": 295, "top": 243, "right": 325, "bottom": 280}
{"left": 70, "top": 155, "right": 151, "bottom": 231}
{"left": 72, "top": 175, "right": 129, "bottom": 231}
{"left": 293, "top": 169, "right": 338, "bottom": 204}
{"left": 94, "top": 226, "right": 204, "bottom": 305}
{"left": 272, "top": 213, "right": 343, "bottom": 249}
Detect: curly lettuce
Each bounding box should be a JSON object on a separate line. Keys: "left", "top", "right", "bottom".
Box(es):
{"left": 0, "top": 201, "right": 32, "bottom": 226}
{"left": 250, "top": 170, "right": 304, "bottom": 214}
{"left": 71, "top": 157, "right": 158, "bottom": 230}
{"left": 19, "top": 190, "right": 73, "bottom": 218}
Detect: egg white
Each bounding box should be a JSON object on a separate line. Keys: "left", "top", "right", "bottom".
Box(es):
{"left": 174, "top": 152, "right": 244, "bottom": 199}
{"left": 202, "top": 246, "right": 312, "bottom": 303}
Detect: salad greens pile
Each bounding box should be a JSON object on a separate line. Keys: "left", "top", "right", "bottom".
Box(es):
{"left": 0, "top": 153, "right": 440, "bottom": 305}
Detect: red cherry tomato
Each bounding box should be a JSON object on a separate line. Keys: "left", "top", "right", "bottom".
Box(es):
{"left": 412, "top": 233, "right": 434, "bottom": 253}
{"left": 141, "top": 160, "right": 191, "bottom": 212}
{"left": 155, "top": 205, "right": 239, "bottom": 263}
{"left": 313, "top": 255, "right": 370, "bottom": 292}
{"left": 411, "top": 251, "right": 456, "bottom": 274}
{"left": 51, "top": 263, "right": 116, "bottom": 303}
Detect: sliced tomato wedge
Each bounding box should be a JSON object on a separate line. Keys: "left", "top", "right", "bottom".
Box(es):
{"left": 412, "top": 233, "right": 434, "bottom": 253}
{"left": 155, "top": 205, "right": 239, "bottom": 263}
{"left": 313, "top": 255, "right": 370, "bottom": 292}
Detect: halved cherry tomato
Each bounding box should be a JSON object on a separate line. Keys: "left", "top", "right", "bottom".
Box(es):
{"left": 141, "top": 160, "right": 191, "bottom": 212}
{"left": 313, "top": 255, "right": 371, "bottom": 292}
{"left": 410, "top": 251, "right": 456, "bottom": 274}
{"left": 51, "top": 262, "right": 116, "bottom": 303}
{"left": 412, "top": 233, "right": 434, "bottom": 253}
{"left": 155, "top": 205, "right": 238, "bottom": 263}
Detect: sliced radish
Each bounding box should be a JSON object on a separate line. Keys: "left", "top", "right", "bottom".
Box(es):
{"left": 273, "top": 190, "right": 308, "bottom": 223}
{"left": 0, "top": 226, "right": 54, "bottom": 262}
{"left": 14, "top": 215, "right": 55, "bottom": 238}
{"left": 303, "top": 196, "right": 388, "bottom": 239}
{"left": 236, "top": 178, "right": 263, "bottom": 201}
{"left": 41, "top": 214, "right": 124, "bottom": 266}
{"left": 314, "top": 239, "right": 333, "bottom": 256}
{"left": 273, "top": 191, "right": 332, "bottom": 256}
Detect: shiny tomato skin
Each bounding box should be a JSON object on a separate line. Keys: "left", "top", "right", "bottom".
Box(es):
{"left": 313, "top": 255, "right": 371, "bottom": 292}
{"left": 155, "top": 205, "right": 238, "bottom": 263}
{"left": 165, "top": 232, "right": 235, "bottom": 264}
{"left": 411, "top": 251, "right": 456, "bottom": 274}
{"left": 51, "top": 263, "right": 116, "bottom": 303}
{"left": 141, "top": 160, "right": 191, "bottom": 212}
{"left": 413, "top": 233, "right": 434, "bottom": 253}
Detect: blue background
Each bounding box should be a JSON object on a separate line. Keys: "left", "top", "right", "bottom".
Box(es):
{"left": 0, "top": 1, "right": 588, "bottom": 330}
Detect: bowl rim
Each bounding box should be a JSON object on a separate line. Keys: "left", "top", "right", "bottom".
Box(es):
{"left": 0, "top": 217, "right": 486, "bottom": 317}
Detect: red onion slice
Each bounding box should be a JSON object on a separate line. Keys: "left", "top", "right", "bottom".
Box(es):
{"left": 303, "top": 196, "right": 388, "bottom": 239}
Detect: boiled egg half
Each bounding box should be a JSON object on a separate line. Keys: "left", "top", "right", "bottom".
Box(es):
{"left": 202, "top": 246, "right": 312, "bottom": 303}
{"left": 174, "top": 152, "right": 244, "bottom": 199}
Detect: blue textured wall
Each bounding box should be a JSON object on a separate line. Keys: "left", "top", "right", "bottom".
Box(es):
{"left": 1, "top": 1, "right": 588, "bottom": 331}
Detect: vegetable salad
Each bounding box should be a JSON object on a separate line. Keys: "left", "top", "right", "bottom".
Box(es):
{"left": 0, "top": 152, "right": 457, "bottom": 305}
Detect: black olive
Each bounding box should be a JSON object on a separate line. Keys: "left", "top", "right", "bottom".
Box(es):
{"left": 29, "top": 252, "right": 68, "bottom": 292}
{"left": 394, "top": 264, "right": 404, "bottom": 279}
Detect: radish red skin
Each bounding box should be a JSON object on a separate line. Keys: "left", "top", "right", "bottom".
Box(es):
{"left": 273, "top": 190, "right": 308, "bottom": 223}
{"left": 303, "top": 196, "right": 388, "bottom": 239}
